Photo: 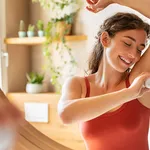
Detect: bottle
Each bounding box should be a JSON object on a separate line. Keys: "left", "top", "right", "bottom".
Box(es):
{"left": 144, "top": 78, "right": 150, "bottom": 88}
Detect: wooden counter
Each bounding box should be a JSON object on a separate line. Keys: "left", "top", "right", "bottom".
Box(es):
{"left": 7, "top": 92, "right": 85, "bottom": 150}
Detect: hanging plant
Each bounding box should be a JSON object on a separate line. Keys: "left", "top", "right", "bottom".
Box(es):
{"left": 32, "top": 0, "right": 82, "bottom": 93}
{"left": 43, "top": 21, "right": 77, "bottom": 92}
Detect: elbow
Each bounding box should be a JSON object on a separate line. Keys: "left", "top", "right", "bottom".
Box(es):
{"left": 57, "top": 105, "right": 73, "bottom": 125}
{"left": 57, "top": 101, "right": 76, "bottom": 124}
{"left": 58, "top": 111, "right": 72, "bottom": 125}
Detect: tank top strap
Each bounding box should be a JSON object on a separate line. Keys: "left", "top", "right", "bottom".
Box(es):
{"left": 125, "top": 73, "right": 130, "bottom": 88}
{"left": 84, "top": 76, "right": 90, "bottom": 97}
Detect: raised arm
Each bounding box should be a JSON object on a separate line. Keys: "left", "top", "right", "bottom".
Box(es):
{"left": 57, "top": 74, "right": 150, "bottom": 124}
{"left": 86, "top": 0, "right": 150, "bottom": 18}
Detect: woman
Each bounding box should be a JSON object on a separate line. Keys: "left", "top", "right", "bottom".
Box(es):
{"left": 57, "top": 12, "right": 150, "bottom": 150}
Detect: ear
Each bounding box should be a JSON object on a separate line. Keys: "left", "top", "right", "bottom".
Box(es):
{"left": 100, "top": 32, "right": 111, "bottom": 47}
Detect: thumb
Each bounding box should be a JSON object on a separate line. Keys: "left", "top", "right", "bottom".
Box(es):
{"left": 140, "top": 87, "right": 150, "bottom": 96}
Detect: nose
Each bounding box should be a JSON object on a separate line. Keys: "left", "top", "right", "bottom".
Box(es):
{"left": 127, "top": 51, "right": 137, "bottom": 59}
{"left": 128, "top": 53, "right": 135, "bottom": 59}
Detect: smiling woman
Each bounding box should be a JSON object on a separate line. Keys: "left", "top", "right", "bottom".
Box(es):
{"left": 106, "top": 29, "right": 148, "bottom": 72}
{"left": 88, "top": 13, "right": 149, "bottom": 74}
{"left": 58, "top": 12, "right": 150, "bottom": 150}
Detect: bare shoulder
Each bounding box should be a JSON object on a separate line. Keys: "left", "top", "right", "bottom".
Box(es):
{"left": 62, "top": 76, "right": 82, "bottom": 91}
{"left": 62, "top": 76, "right": 85, "bottom": 94}
{"left": 60, "top": 76, "right": 87, "bottom": 102}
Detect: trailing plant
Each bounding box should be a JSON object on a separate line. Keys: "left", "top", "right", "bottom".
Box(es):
{"left": 43, "top": 21, "right": 77, "bottom": 92}
{"left": 32, "top": 0, "right": 82, "bottom": 93}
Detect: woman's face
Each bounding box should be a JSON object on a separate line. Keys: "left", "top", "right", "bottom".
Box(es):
{"left": 105, "top": 29, "right": 147, "bottom": 72}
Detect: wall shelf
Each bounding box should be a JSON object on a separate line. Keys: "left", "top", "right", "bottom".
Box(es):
{"left": 4, "top": 35, "right": 88, "bottom": 45}
{"left": 7, "top": 92, "right": 60, "bottom": 105}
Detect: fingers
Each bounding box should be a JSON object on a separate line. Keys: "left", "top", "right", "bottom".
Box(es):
{"left": 86, "top": 0, "right": 107, "bottom": 13}
{"left": 86, "top": 0, "right": 98, "bottom": 4}
{"left": 139, "top": 72, "right": 150, "bottom": 80}
{"left": 86, "top": 5, "right": 103, "bottom": 13}
{"left": 139, "top": 87, "right": 150, "bottom": 97}
{"left": 135, "top": 72, "right": 150, "bottom": 87}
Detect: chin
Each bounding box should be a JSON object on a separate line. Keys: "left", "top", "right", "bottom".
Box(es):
{"left": 114, "top": 66, "right": 128, "bottom": 73}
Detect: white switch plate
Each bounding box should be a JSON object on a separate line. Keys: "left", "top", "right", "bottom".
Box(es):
{"left": 24, "top": 102, "right": 49, "bottom": 123}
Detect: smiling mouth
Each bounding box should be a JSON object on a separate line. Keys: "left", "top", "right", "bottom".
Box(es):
{"left": 119, "top": 56, "right": 132, "bottom": 66}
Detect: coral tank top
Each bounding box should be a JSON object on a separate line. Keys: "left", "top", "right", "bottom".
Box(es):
{"left": 79, "top": 75, "right": 150, "bottom": 150}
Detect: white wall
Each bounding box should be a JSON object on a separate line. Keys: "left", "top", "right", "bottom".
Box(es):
{"left": 30, "top": 2, "right": 150, "bottom": 92}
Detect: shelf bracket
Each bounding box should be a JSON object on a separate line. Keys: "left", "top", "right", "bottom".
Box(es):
{"left": 1, "top": 51, "right": 9, "bottom": 67}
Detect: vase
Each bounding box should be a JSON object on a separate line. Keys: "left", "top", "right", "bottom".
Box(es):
{"left": 27, "top": 31, "right": 35, "bottom": 37}
{"left": 38, "top": 30, "right": 45, "bottom": 37}
{"left": 55, "top": 21, "right": 72, "bottom": 37}
{"left": 26, "top": 83, "right": 43, "bottom": 94}
{"left": 18, "top": 31, "right": 26, "bottom": 38}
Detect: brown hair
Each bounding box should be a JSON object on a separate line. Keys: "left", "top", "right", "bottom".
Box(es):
{"left": 88, "top": 12, "right": 150, "bottom": 74}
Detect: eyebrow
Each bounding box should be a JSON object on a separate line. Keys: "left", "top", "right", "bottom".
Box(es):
{"left": 124, "top": 36, "right": 145, "bottom": 47}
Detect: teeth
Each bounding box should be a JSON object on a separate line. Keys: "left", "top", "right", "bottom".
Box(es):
{"left": 120, "top": 56, "right": 131, "bottom": 64}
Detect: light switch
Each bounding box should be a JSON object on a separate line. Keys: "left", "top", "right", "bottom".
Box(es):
{"left": 24, "top": 102, "right": 48, "bottom": 123}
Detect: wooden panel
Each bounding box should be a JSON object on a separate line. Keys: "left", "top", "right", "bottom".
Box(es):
{"left": 7, "top": 92, "right": 85, "bottom": 150}
{"left": 4, "top": 35, "right": 88, "bottom": 45}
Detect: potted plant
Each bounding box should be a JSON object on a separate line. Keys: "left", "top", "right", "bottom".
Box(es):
{"left": 26, "top": 72, "right": 44, "bottom": 94}
{"left": 18, "top": 20, "right": 26, "bottom": 38}
{"left": 32, "top": 0, "right": 81, "bottom": 93}
{"left": 36, "top": 20, "right": 45, "bottom": 37}
{"left": 27, "top": 24, "right": 35, "bottom": 37}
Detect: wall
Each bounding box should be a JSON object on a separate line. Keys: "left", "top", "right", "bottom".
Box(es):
{"left": 5, "top": 1, "right": 150, "bottom": 150}
{"left": 6, "top": 0, "right": 31, "bottom": 92}
{"left": 0, "top": 0, "right": 7, "bottom": 91}
{"left": 29, "top": 2, "right": 150, "bottom": 92}
{"left": 29, "top": 1, "right": 89, "bottom": 92}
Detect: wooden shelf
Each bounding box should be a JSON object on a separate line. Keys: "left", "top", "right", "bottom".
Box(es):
{"left": 4, "top": 35, "right": 87, "bottom": 45}
{"left": 7, "top": 92, "right": 60, "bottom": 105}
{"left": 7, "top": 92, "right": 60, "bottom": 98}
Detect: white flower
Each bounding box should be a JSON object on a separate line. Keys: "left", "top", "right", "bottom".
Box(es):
{"left": 49, "top": 1, "right": 79, "bottom": 20}
{"left": 54, "top": 0, "right": 74, "bottom": 4}
{"left": 63, "top": 3, "right": 79, "bottom": 15}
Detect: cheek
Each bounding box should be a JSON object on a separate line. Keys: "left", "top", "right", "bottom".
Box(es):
{"left": 107, "top": 46, "right": 119, "bottom": 58}
{"left": 135, "top": 55, "right": 141, "bottom": 63}
{"left": 106, "top": 48, "right": 118, "bottom": 64}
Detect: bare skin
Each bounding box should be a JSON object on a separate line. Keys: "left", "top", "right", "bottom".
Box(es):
{"left": 86, "top": 0, "right": 150, "bottom": 18}
{"left": 58, "top": 29, "right": 150, "bottom": 124}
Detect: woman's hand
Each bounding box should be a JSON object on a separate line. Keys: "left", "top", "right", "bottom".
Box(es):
{"left": 86, "top": 0, "right": 114, "bottom": 13}
{"left": 128, "top": 72, "right": 150, "bottom": 98}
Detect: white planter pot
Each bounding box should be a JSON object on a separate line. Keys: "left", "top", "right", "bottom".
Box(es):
{"left": 27, "top": 31, "right": 35, "bottom": 37}
{"left": 38, "top": 30, "right": 44, "bottom": 37}
{"left": 26, "top": 83, "right": 43, "bottom": 94}
{"left": 18, "top": 31, "right": 26, "bottom": 38}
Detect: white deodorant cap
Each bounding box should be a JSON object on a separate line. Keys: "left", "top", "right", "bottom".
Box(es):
{"left": 144, "top": 78, "right": 150, "bottom": 88}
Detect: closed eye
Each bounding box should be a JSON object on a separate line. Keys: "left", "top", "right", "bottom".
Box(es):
{"left": 137, "top": 49, "right": 142, "bottom": 54}
{"left": 124, "top": 42, "right": 131, "bottom": 46}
